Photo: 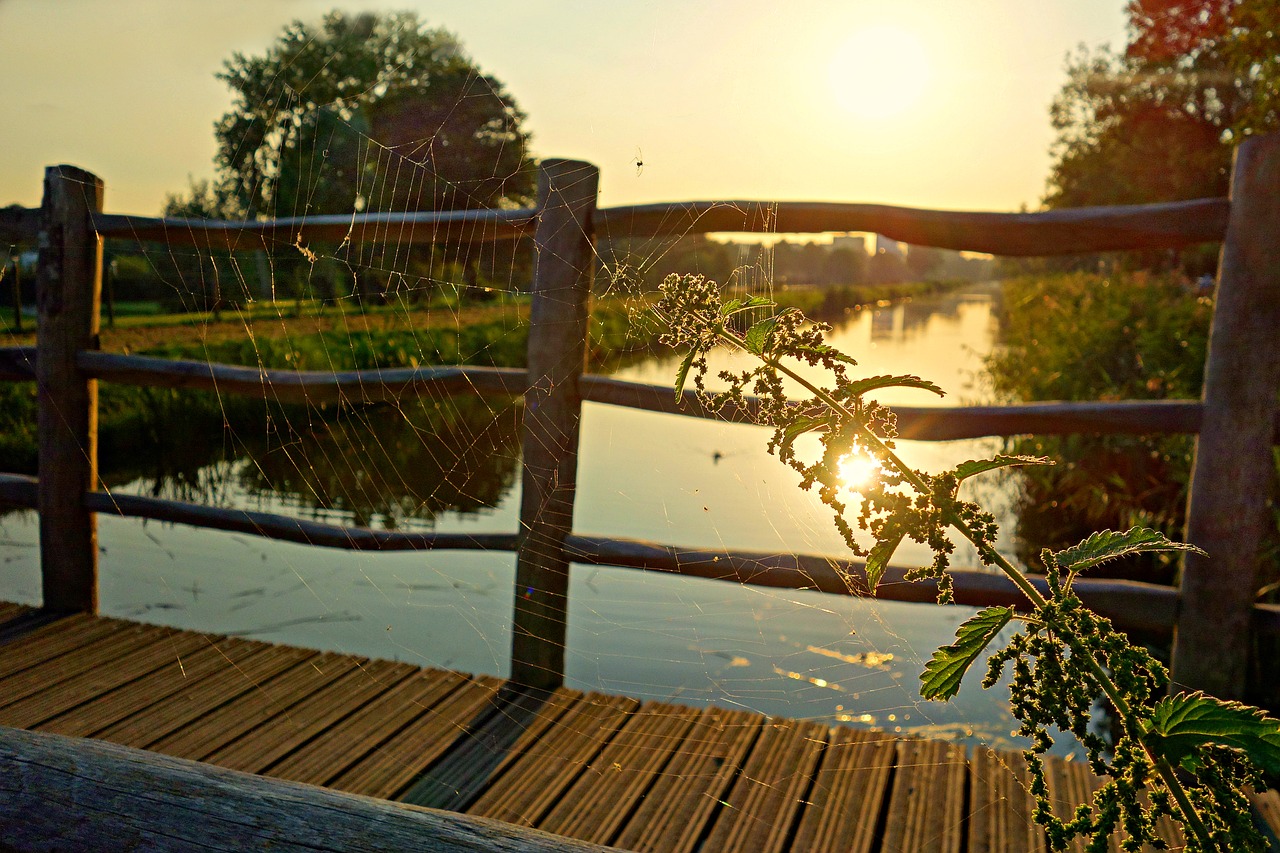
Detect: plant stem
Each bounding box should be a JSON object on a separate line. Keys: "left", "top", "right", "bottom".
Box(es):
{"left": 736, "top": 338, "right": 1218, "bottom": 850}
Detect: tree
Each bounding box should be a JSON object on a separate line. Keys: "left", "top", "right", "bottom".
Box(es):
{"left": 1044, "top": 0, "right": 1278, "bottom": 214}
{"left": 212, "top": 11, "right": 534, "bottom": 220}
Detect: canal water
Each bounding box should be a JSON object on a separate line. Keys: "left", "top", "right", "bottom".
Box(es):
{"left": 0, "top": 281, "right": 1052, "bottom": 752}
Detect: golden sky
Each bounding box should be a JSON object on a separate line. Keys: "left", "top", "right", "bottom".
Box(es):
{"left": 0, "top": 0, "right": 1127, "bottom": 217}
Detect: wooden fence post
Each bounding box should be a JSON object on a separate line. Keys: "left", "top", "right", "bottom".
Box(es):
{"left": 510, "top": 159, "right": 599, "bottom": 688}
{"left": 36, "top": 165, "right": 103, "bottom": 613}
{"left": 1172, "top": 133, "right": 1280, "bottom": 699}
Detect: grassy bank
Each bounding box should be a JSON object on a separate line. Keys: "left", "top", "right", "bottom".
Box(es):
{"left": 0, "top": 277, "right": 971, "bottom": 476}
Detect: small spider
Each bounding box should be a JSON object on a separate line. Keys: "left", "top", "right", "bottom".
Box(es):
{"left": 632, "top": 147, "right": 644, "bottom": 176}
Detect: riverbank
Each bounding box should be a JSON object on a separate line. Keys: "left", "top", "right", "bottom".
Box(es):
{"left": 0, "top": 278, "right": 974, "bottom": 476}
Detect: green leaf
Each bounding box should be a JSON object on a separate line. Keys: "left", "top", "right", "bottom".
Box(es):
{"left": 865, "top": 532, "right": 904, "bottom": 591}
{"left": 778, "top": 414, "right": 828, "bottom": 453}
{"left": 843, "top": 374, "right": 945, "bottom": 398}
{"left": 674, "top": 349, "right": 696, "bottom": 402}
{"left": 744, "top": 317, "right": 776, "bottom": 355}
{"left": 1142, "top": 691, "right": 1280, "bottom": 775}
{"left": 1054, "top": 527, "right": 1205, "bottom": 578}
{"left": 953, "top": 455, "right": 1052, "bottom": 483}
{"left": 722, "top": 294, "right": 773, "bottom": 316}
{"left": 920, "top": 606, "right": 1014, "bottom": 701}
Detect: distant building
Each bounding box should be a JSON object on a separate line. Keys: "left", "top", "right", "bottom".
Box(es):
{"left": 831, "top": 233, "right": 870, "bottom": 255}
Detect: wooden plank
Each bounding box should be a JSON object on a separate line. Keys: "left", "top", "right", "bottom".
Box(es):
{"left": 881, "top": 738, "right": 967, "bottom": 853}
{"left": 0, "top": 620, "right": 170, "bottom": 709}
{"left": 403, "top": 686, "right": 581, "bottom": 811}
{"left": 0, "top": 614, "right": 122, "bottom": 679}
{"left": 146, "top": 651, "right": 359, "bottom": 761}
{"left": 36, "top": 164, "right": 104, "bottom": 613}
{"left": 0, "top": 602, "right": 30, "bottom": 625}
{"left": 0, "top": 627, "right": 211, "bottom": 728}
{"left": 967, "top": 747, "right": 1045, "bottom": 853}
{"left": 538, "top": 702, "right": 702, "bottom": 845}
{"left": 37, "top": 637, "right": 268, "bottom": 738}
{"left": 699, "top": 716, "right": 828, "bottom": 853}
{"left": 0, "top": 725, "right": 616, "bottom": 852}
{"left": 267, "top": 667, "right": 471, "bottom": 787}
{"left": 94, "top": 643, "right": 316, "bottom": 748}
{"left": 612, "top": 706, "right": 764, "bottom": 853}
{"left": 203, "top": 658, "right": 415, "bottom": 774}
{"left": 327, "top": 673, "right": 505, "bottom": 800}
{"left": 593, "top": 197, "right": 1229, "bottom": 255}
{"left": 1174, "top": 132, "right": 1280, "bottom": 698}
{"left": 466, "top": 693, "right": 639, "bottom": 827}
{"left": 510, "top": 158, "right": 599, "bottom": 689}
{"left": 791, "top": 727, "right": 897, "bottom": 853}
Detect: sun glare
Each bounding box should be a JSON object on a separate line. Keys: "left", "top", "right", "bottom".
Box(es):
{"left": 828, "top": 24, "right": 930, "bottom": 121}
{"left": 838, "top": 452, "right": 882, "bottom": 492}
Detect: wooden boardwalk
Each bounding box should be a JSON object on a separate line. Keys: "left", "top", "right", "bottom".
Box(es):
{"left": 0, "top": 602, "right": 1276, "bottom": 852}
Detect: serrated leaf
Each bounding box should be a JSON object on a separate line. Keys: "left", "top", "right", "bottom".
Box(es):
{"left": 1054, "top": 527, "right": 1205, "bottom": 577}
{"left": 674, "top": 349, "right": 696, "bottom": 402}
{"left": 844, "top": 374, "right": 945, "bottom": 398}
{"left": 721, "top": 294, "right": 773, "bottom": 315}
{"left": 920, "top": 606, "right": 1014, "bottom": 701}
{"left": 1142, "top": 691, "right": 1280, "bottom": 775}
{"left": 744, "top": 317, "right": 776, "bottom": 355}
{"left": 953, "top": 455, "right": 1053, "bottom": 483}
{"left": 865, "top": 532, "right": 904, "bottom": 591}
{"left": 778, "top": 414, "right": 828, "bottom": 453}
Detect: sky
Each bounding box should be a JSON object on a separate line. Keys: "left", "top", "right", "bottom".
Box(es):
{"left": 0, "top": 0, "right": 1128, "bottom": 218}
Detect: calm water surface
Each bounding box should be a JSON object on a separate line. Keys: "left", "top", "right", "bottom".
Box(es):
{"left": 0, "top": 282, "right": 1052, "bottom": 751}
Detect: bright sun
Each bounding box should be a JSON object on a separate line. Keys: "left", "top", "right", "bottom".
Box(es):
{"left": 828, "top": 25, "right": 930, "bottom": 121}
{"left": 838, "top": 452, "right": 882, "bottom": 492}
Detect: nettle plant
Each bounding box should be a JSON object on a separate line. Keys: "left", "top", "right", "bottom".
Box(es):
{"left": 656, "top": 273, "right": 1280, "bottom": 853}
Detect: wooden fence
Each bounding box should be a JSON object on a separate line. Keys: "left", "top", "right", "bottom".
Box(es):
{"left": 2, "top": 137, "right": 1279, "bottom": 700}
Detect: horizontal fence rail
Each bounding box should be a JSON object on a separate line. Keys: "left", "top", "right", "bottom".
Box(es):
{"left": 92, "top": 208, "right": 537, "bottom": 249}
{"left": 594, "top": 198, "right": 1231, "bottom": 255}
{"left": 0, "top": 347, "right": 1233, "bottom": 440}
{"left": 4, "top": 472, "right": 1276, "bottom": 638}
{"left": 0, "top": 196, "right": 1231, "bottom": 256}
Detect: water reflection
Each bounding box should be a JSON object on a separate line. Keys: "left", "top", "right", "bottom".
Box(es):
{"left": 107, "top": 396, "right": 523, "bottom": 530}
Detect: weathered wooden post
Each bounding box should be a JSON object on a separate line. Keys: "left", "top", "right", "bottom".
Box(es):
{"left": 1173, "top": 133, "right": 1280, "bottom": 698}
{"left": 36, "top": 165, "right": 104, "bottom": 613}
{"left": 510, "top": 159, "right": 599, "bottom": 688}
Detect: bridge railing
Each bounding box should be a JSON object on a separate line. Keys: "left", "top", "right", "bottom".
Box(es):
{"left": 2, "top": 136, "right": 1278, "bottom": 698}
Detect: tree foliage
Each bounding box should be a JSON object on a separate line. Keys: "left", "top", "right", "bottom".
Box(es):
{"left": 212, "top": 10, "right": 534, "bottom": 219}
{"left": 1045, "top": 0, "right": 1278, "bottom": 212}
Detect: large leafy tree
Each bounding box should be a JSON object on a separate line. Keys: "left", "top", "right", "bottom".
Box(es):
{"left": 213, "top": 11, "right": 534, "bottom": 220}
{"left": 1044, "top": 0, "right": 1277, "bottom": 212}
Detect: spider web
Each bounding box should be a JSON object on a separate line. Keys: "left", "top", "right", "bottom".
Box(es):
{"left": 0, "top": 62, "right": 1093, "bottom": 845}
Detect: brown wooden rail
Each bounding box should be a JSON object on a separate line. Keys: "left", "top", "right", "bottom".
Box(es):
{"left": 2, "top": 195, "right": 1231, "bottom": 256}
{"left": 4, "top": 138, "right": 1280, "bottom": 700}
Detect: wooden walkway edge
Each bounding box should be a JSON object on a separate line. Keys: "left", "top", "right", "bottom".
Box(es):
{"left": 0, "top": 603, "right": 1276, "bottom": 851}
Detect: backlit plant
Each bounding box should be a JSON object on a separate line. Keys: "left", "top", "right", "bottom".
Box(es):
{"left": 657, "top": 272, "right": 1280, "bottom": 853}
